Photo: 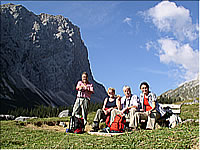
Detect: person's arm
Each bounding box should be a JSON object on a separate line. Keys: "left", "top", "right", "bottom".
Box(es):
{"left": 128, "top": 105, "right": 137, "bottom": 110}
{"left": 151, "top": 93, "right": 156, "bottom": 111}
{"left": 85, "top": 84, "right": 94, "bottom": 94}
{"left": 121, "top": 105, "right": 137, "bottom": 114}
{"left": 121, "top": 99, "right": 128, "bottom": 114}
{"left": 147, "top": 93, "right": 157, "bottom": 115}
{"left": 127, "top": 95, "right": 138, "bottom": 110}
{"left": 121, "top": 108, "right": 127, "bottom": 114}
{"left": 151, "top": 102, "right": 156, "bottom": 111}
{"left": 102, "top": 97, "right": 108, "bottom": 113}
{"left": 76, "top": 81, "right": 84, "bottom": 91}
{"left": 139, "top": 94, "right": 144, "bottom": 112}
{"left": 116, "top": 95, "right": 121, "bottom": 110}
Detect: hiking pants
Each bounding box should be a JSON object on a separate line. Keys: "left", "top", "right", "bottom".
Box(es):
{"left": 128, "top": 108, "right": 137, "bottom": 127}
{"left": 110, "top": 108, "right": 137, "bottom": 126}
{"left": 131, "top": 110, "right": 160, "bottom": 129}
{"left": 72, "top": 97, "right": 90, "bottom": 126}
{"left": 93, "top": 109, "right": 107, "bottom": 123}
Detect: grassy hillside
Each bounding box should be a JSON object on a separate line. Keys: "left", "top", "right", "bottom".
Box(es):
{"left": 0, "top": 102, "right": 199, "bottom": 149}
{"left": 180, "top": 104, "right": 199, "bottom": 120}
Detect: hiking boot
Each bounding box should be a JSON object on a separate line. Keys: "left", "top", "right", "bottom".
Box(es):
{"left": 92, "top": 122, "right": 99, "bottom": 129}
{"left": 131, "top": 128, "right": 138, "bottom": 131}
{"left": 125, "top": 127, "right": 132, "bottom": 132}
{"left": 90, "top": 128, "right": 98, "bottom": 132}
{"left": 100, "top": 127, "right": 110, "bottom": 133}
{"left": 91, "top": 122, "right": 99, "bottom": 132}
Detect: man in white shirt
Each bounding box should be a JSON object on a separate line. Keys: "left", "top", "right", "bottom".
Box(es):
{"left": 110, "top": 85, "right": 139, "bottom": 129}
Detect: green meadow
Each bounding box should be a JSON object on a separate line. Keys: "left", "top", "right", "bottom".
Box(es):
{"left": 0, "top": 102, "right": 199, "bottom": 149}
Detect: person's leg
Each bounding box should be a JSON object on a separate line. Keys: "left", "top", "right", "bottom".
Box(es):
{"left": 81, "top": 98, "right": 90, "bottom": 126}
{"left": 110, "top": 109, "right": 121, "bottom": 126}
{"left": 70, "top": 98, "right": 81, "bottom": 129}
{"left": 129, "top": 112, "right": 139, "bottom": 129}
{"left": 93, "top": 109, "right": 104, "bottom": 122}
{"left": 130, "top": 112, "right": 147, "bottom": 129}
{"left": 129, "top": 108, "right": 137, "bottom": 128}
{"left": 72, "top": 98, "right": 81, "bottom": 116}
{"left": 92, "top": 109, "right": 105, "bottom": 130}
{"left": 146, "top": 110, "right": 160, "bottom": 129}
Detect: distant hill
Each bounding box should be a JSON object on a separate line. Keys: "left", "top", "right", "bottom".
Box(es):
{"left": 158, "top": 77, "right": 199, "bottom": 102}
{"left": 0, "top": 3, "right": 107, "bottom": 113}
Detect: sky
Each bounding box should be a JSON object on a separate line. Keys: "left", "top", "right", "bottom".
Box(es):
{"left": 1, "top": 0, "right": 199, "bottom": 97}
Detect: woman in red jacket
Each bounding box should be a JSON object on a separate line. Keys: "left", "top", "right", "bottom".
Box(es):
{"left": 131, "top": 82, "right": 165, "bottom": 130}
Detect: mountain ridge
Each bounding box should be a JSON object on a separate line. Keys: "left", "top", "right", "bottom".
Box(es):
{"left": 0, "top": 3, "right": 107, "bottom": 113}
{"left": 159, "top": 77, "right": 199, "bottom": 101}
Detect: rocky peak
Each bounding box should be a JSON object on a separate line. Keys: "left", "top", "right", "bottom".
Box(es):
{"left": 159, "top": 77, "right": 199, "bottom": 101}
{"left": 0, "top": 3, "right": 107, "bottom": 113}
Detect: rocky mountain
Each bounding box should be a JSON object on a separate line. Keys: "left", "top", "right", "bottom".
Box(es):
{"left": 0, "top": 3, "right": 107, "bottom": 113}
{"left": 159, "top": 77, "right": 199, "bottom": 101}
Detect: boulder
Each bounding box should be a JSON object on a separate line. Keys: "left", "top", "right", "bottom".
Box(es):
{"left": 58, "top": 110, "right": 69, "bottom": 117}
{"left": 0, "top": 114, "right": 15, "bottom": 120}
{"left": 15, "top": 116, "right": 37, "bottom": 121}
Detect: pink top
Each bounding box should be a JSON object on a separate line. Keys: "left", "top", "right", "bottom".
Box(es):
{"left": 76, "top": 81, "right": 94, "bottom": 99}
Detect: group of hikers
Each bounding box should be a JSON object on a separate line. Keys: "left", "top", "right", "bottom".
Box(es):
{"left": 71, "top": 72, "right": 166, "bottom": 133}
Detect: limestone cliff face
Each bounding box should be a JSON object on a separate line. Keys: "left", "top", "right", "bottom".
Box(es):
{"left": 0, "top": 3, "right": 107, "bottom": 113}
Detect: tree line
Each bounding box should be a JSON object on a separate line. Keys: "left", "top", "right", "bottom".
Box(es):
{"left": 6, "top": 102, "right": 103, "bottom": 118}
{"left": 5, "top": 96, "right": 185, "bottom": 118}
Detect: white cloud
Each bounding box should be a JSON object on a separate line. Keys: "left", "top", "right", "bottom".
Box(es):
{"left": 143, "top": 1, "right": 198, "bottom": 41}
{"left": 123, "top": 17, "right": 132, "bottom": 27}
{"left": 145, "top": 41, "right": 152, "bottom": 51}
{"left": 158, "top": 38, "right": 199, "bottom": 81}
{"left": 145, "top": 41, "right": 158, "bottom": 51}
{"left": 142, "top": 1, "right": 199, "bottom": 83}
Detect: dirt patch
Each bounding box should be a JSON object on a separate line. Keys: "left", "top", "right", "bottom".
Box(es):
{"left": 25, "top": 122, "right": 93, "bottom": 133}
{"left": 85, "top": 124, "right": 92, "bottom": 132}
{"left": 191, "top": 137, "right": 200, "bottom": 149}
{"left": 25, "top": 124, "right": 67, "bottom": 132}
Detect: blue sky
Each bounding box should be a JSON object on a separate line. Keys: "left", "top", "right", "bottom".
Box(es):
{"left": 2, "top": 1, "right": 199, "bottom": 97}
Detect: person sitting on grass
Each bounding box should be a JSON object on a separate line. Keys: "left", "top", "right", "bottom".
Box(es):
{"left": 91, "top": 87, "right": 121, "bottom": 132}
{"left": 131, "top": 82, "right": 166, "bottom": 130}
{"left": 109, "top": 85, "right": 139, "bottom": 131}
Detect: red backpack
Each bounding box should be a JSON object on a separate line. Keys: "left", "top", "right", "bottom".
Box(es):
{"left": 69, "top": 116, "right": 84, "bottom": 134}
{"left": 110, "top": 114, "right": 126, "bottom": 132}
